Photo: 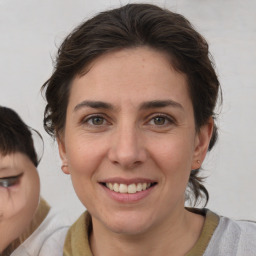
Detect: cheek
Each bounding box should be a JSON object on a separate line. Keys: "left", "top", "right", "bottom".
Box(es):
{"left": 16, "top": 172, "right": 40, "bottom": 221}
{"left": 66, "top": 133, "right": 109, "bottom": 176}
{"left": 68, "top": 146, "right": 99, "bottom": 177}
{"left": 150, "top": 135, "right": 195, "bottom": 196}
{"left": 0, "top": 183, "right": 32, "bottom": 220}
{"left": 66, "top": 141, "right": 106, "bottom": 195}
{"left": 151, "top": 135, "right": 195, "bottom": 170}
{"left": 26, "top": 171, "right": 40, "bottom": 214}
{"left": 0, "top": 172, "right": 40, "bottom": 237}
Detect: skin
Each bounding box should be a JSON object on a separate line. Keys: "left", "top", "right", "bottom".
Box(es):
{"left": 58, "top": 47, "right": 213, "bottom": 255}
{"left": 0, "top": 152, "right": 40, "bottom": 252}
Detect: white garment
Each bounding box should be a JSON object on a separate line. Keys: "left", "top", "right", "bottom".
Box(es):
{"left": 204, "top": 216, "right": 256, "bottom": 256}
{"left": 11, "top": 209, "right": 70, "bottom": 256}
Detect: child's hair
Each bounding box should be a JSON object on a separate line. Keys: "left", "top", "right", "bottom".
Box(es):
{"left": 0, "top": 106, "right": 41, "bottom": 167}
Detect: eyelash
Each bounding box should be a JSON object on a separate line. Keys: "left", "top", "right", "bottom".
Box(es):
{"left": 146, "top": 114, "right": 176, "bottom": 127}
{"left": 81, "top": 114, "right": 110, "bottom": 127}
{"left": 0, "top": 173, "right": 23, "bottom": 188}
{"left": 81, "top": 113, "right": 175, "bottom": 128}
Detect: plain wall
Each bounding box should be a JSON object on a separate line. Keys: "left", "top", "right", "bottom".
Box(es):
{"left": 1, "top": 0, "right": 255, "bottom": 222}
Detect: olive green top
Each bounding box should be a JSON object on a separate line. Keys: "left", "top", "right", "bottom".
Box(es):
{"left": 63, "top": 208, "right": 219, "bottom": 256}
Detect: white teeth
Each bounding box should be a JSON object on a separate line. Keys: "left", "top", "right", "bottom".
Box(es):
{"left": 136, "top": 183, "right": 142, "bottom": 192}
{"left": 108, "top": 183, "right": 113, "bottom": 190}
{"left": 128, "top": 184, "right": 137, "bottom": 194}
{"left": 119, "top": 184, "right": 128, "bottom": 193}
{"left": 105, "top": 182, "right": 154, "bottom": 193}
{"left": 113, "top": 183, "right": 119, "bottom": 192}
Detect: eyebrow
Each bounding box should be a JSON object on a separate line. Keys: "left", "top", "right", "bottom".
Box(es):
{"left": 74, "top": 99, "right": 183, "bottom": 112}
{"left": 139, "top": 100, "right": 184, "bottom": 111}
{"left": 74, "top": 101, "right": 114, "bottom": 112}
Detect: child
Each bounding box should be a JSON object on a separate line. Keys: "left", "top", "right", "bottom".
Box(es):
{"left": 0, "top": 106, "right": 69, "bottom": 256}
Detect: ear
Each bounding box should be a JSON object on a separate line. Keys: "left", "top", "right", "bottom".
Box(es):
{"left": 57, "top": 136, "right": 70, "bottom": 175}
{"left": 191, "top": 117, "right": 214, "bottom": 170}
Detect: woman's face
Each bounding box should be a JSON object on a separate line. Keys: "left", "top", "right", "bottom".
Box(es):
{"left": 58, "top": 47, "right": 212, "bottom": 235}
{"left": 0, "top": 152, "right": 40, "bottom": 252}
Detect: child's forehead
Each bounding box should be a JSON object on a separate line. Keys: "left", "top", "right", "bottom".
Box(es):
{"left": 0, "top": 156, "right": 18, "bottom": 177}
{"left": 0, "top": 153, "right": 28, "bottom": 172}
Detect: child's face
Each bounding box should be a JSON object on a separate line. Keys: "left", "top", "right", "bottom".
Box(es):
{"left": 0, "top": 152, "right": 40, "bottom": 252}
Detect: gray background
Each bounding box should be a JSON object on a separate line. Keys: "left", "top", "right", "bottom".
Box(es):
{"left": 0, "top": 0, "right": 255, "bottom": 222}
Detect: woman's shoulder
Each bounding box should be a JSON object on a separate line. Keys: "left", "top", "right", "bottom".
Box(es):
{"left": 217, "top": 213, "right": 256, "bottom": 240}
{"left": 229, "top": 218, "right": 256, "bottom": 254}
{"left": 204, "top": 209, "right": 256, "bottom": 256}
{"left": 234, "top": 218, "right": 256, "bottom": 231}
{"left": 63, "top": 211, "right": 92, "bottom": 256}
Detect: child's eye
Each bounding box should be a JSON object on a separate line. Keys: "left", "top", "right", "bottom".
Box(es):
{"left": 0, "top": 173, "right": 23, "bottom": 188}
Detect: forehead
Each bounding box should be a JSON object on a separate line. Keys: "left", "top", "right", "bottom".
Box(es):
{"left": 68, "top": 47, "right": 191, "bottom": 109}
{"left": 0, "top": 153, "right": 32, "bottom": 174}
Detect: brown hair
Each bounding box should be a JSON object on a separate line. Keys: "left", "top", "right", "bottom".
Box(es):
{"left": 0, "top": 106, "right": 41, "bottom": 167}
{"left": 42, "top": 3, "right": 221, "bottom": 205}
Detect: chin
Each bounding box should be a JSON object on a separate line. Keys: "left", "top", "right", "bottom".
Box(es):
{"left": 109, "top": 222, "right": 149, "bottom": 236}
{"left": 101, "top": 211, "right": 154, "bottom": 236}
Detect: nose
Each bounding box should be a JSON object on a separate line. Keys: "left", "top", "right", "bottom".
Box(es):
{"left": 108, "top": 124, "right": 147, "bottom": 169}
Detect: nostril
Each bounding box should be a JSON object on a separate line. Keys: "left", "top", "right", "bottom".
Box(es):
{"left": 133, "top": 161, "right": 142, "bottom": 166}
{"left": 111, "top": 160, "right": 142, "bottom": 169}
{"left": 107, "top": 140, "right": 147, "bottom": 168}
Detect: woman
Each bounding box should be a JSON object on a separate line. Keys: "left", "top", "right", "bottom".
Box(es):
{"left": 0, "top": 106, "right": 69, "bottom": 256}
{"left": 42, "top": 4, "right": 256, "bottom": 255}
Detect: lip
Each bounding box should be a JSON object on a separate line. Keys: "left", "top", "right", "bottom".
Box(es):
{"left": 99, "top": 177, "right": 157, "bottom": 203}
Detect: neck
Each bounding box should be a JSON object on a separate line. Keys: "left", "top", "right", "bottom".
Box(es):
{"left": 90, "top": 207, "right": 204, "bottom": 256}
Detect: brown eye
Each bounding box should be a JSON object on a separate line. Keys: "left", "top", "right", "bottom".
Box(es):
{"left": 84, "top": 115, "right": 107, "bottom": 126}
{"left": 147, "top": 114, "right": 175, "bottom": 128}
{"left": 90, "top": 116, "right": 105, "bottom": 125}
{"left": 153, "top": 117, "right": 166, "bottom": 125}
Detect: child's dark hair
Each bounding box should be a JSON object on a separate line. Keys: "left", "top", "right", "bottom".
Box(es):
{"left": 0, "top": 106, "right": 41, "bottom": 167}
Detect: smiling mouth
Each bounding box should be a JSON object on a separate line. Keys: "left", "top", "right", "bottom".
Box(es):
{"left": 101, "top": 182, "right": 157, "bottom": 194}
